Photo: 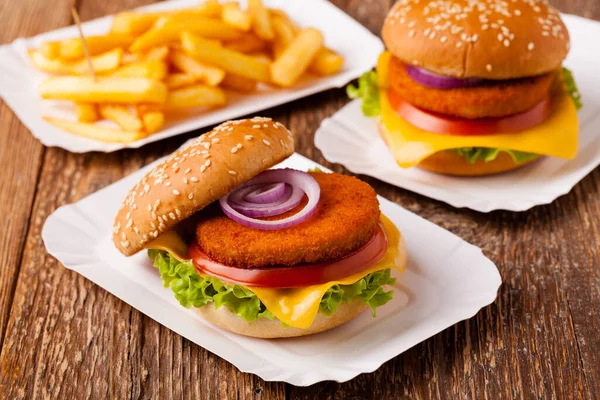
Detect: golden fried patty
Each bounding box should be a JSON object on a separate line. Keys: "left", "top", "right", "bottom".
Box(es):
{"left": 195, "top": 172, "right": 381, "bottom": 268}
{"left": 389, "top": 56, "right": 556, "bottom": 119}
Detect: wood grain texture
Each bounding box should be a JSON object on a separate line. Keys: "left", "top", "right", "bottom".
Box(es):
{"left": 0, "top": 0, "right": 598, "bottom": 399}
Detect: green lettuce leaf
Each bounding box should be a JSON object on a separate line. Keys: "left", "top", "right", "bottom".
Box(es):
{"left": 562, "top": 67, "right": 582, "bottom": 110}
{"left": 451, "top": 148, "right": 539, "bottom": 165}
{"left": 346, "top": 71, "right": 381, "bottom": 117}
{"left": 149, "top": 250, "right": 395, "bottom": 323}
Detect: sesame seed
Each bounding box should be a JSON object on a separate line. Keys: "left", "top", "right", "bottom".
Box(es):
{"left": 203, "top": 143, "right": 210, "bottom": 149}
{"left": 486, "top": 64, "right": 493, "bottom": 72}
{"left": 456, "top": 42, "right": 463, "bottom": 48}
{"left": 245, "top": 135, "right": 253, "bottom": 140}
{"left": 183, "top": 177, "right": 188, "bottom": 184}
{"left": 173, "top": 189, "right": 180, "bottom": 196}
{"left": 133, "top": 227, "right": 139, "bottom": 234}
{"left": 440, "top": 36, "right": 447, "bottom": 43}
{"left": 471, "top": 34, "right": 479, "bottom": 42}
{"left": 147, "top": 204, "right": 152, "bottom": 211}
{"left": 121, "top": 232, "right": 126, "bottom": 240}
{"left": 228, "top": 170, "right": 237, "bottom": 176}
{"left": 203, "top": 154, "right": 211, "bottom": 159}
{"left": 152, "top": 212, "right": 157, "bottom": 220}
{"left": 201, "top": 165, "right": 206, "bottom": 172}
{"left": 503, "top": 39, "right": 510, "bottom": 47}
{"left": 176, "top": 209, "right": 181, "bottom": 217}
{"left": 497, "top": 33, "right": 504, "bottom": 41}
{"left": 212, "top": 138, "right": 220, "bottom": 144}
{"left": 542, "top": 31, "right": 550, "bottom": 37}
{"left": 482, "top": 24, "right": 489, "bottom": 30}
{"left": 231, "top": 147, "right": 238, "bottom": 153}
{"left": 165, "top": 182, "right": 172, "bottom": 187}
{"left": 263, "top": 124, "right": 268, "bottom": 128}
{"left": 122, "top": 241, "right": 130, "bottom": 248}
{"left": 515, "top": 10, "right": 522, "bottom": 16}
{"left": 409, "top": 30, "right": 415, "bottom": 37}
{"left": 237, "top": 143, "right": 242, "bottom": 149}
{"left": 169, "top": 212, "right": 176, "bottom": 220}
{"left": 150, "top": 222, "right": 156, "bottom": 229}
{"left": 253, "top": 124, "right": 261, "bottom": 129}
{"left": 528, "top": 42, "right": 535, "bottom": 51}
{"left": 263, "top": 139, "right": 271, "bottom": 146}
{"left": 188, "top": 193, "right": 194, "bottom": 200}
{"left": 190, "top": 177, "right": 198, "bottom": 182}
{"left": 205, "top": 160, "right": 211, "bottom": 167}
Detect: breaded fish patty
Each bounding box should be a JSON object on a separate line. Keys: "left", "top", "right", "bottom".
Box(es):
{"left": 196, "top": 172, "right": 381, "bottom": 268}
{"left": 389, "top": 55, "right": 555, "bottom": 119}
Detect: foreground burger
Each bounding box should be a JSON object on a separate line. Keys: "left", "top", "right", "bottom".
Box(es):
{"left": 113, "top": 118, "right": 406, "bottom": 338}
{"left": 348, "top": 0, "right": 582, "bottom": 176}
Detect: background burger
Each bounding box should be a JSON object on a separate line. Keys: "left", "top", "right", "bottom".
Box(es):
{"left": 348, "top": 0, "right": 582, "bottom": 176}
{"left": 113, "top": 118, "right": 406, "bottom": 338}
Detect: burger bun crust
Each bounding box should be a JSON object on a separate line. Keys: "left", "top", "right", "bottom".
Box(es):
{"left": 382, "top": 0, "right": 570, "bottom": 79}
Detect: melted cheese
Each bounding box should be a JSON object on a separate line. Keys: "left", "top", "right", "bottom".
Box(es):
{"left": 377, "top": 52, "right": 580, "bottom": 168}
{"left": 145, "top": 215, "right": 406, "bottom": 329}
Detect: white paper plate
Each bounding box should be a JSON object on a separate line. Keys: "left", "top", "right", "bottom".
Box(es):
{"left": 42, "top": 152, "right": 501, "bottom": 386}
{"left": 315, "top": 14, "right": 600, "bottom": 213}
{"left": 0, "top": 0, "right": 383, "bottom": 153}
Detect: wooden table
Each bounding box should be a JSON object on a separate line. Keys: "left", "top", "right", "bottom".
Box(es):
{"left": 1, "top": 1, "right": 598, "bottom": 398}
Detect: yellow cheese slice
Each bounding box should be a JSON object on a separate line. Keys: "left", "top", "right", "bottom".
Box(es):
{"left": 376, "top": 51, "right": 580, "bottom": 168}
{"left": 146, "top": 215, "right": 406, "bottom": 329}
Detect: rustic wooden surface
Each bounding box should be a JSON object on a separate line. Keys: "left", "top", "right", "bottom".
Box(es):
{"left": 0, "top": 0, "right": 598, "bottom": 398}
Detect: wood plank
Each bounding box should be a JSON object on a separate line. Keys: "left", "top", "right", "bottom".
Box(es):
{"left": 0, "top": 0, "right": 74, "bottom": 353}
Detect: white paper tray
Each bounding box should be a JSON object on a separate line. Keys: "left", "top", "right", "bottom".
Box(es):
{"left": 0, "top": 0, "right": 383, "bottom": 153}
{"left": 315, "top": 14, "right": 600, "bottom": 213}
{"left": 43, "top": 153, "right": 501, "bottom": 386}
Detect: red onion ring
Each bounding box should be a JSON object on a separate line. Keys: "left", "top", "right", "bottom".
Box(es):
{"left": 406, "top": 66, "right": 483, "bottom": 89}
{"left": 244, "top": 183, "right": 286, "bottom": 203}
{"left": 230, "top": 184, "right": 304, "bottom": 218}
{"left": 219, "top": 169, "right": 320, "bottom": 230}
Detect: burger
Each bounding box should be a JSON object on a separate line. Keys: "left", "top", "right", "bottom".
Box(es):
{"left": 113, "top": 117, "right": 406, "bottom": 338}
{"left": 348, "top": 0, "right": 582, "bottom": 176}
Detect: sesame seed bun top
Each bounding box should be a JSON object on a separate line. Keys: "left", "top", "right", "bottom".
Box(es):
{"left": 113, "top": 117, "right": 294, "bottom": 256}
{"left": 382, "top": 0, "right": 570, "bottom": 79}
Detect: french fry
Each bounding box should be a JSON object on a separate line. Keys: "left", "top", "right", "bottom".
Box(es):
{"left": 165, "top": 84, "right": 226, "bottom": 110}
{"left": 130, "top": 18, "right": 242, "bottom": 52}
{"left": 110, "top": 12, "right": 158, "bottom": 36}
{"left": 271, "top": 28, "right": 323, "bottom": 87}
{"left": 309, "top": 48, "right": 344, "bottom": 76}
{"left": 271, "top": 14, "right": 296, "bottom": 58}
{"left": 144, "top": 46, "right": 169, "bottom": 61}
{"left": 74, "top": 103, "right": 99, "bottom": 122}
{"left": 109, "top": 1, "right": 223, "bottom": 36}
{"left": 29, "top": 48, "right": 123, "bottom": 75}
{"left": 181, "top": 32, "right": 271, "bottom": 82}
{"left": 248, "top": 0, "right": 274, "bottom": 40}
{"left": 221, "top": 3, "right": 252, "bottom": 31}
{"left": 165, "top": 73, "right": 200, "bottom": 89}
{"left": 43, "top": 116, "right": 146, "bottom": 142}
{"left": 170, "top": 50, "right": 225, "bottom": 86}
{"left": 109, "top": 60, "right": 168, "bottom": 80}
{"left": 221, "top": 73, "right": 257, "bottom": 92}
{"left": 139, "top": 109, "right": 165, "bottom": 133}
{"left": 58, "top": 35, "right": 135, "bottom": 60}
{"left": 224, "top": 34, "right": 266, "bottom": 53}
{"left": 39, "top": 76, "right": 168, "bottom": 104}
{"left": 99, "top": 104, "right": 143, "bottom": 131}
{"left": 40, "top": 41, "right": 61, "bottom": 59}
{"left": 121, "top": 52, "right": 142, "bottom": 64}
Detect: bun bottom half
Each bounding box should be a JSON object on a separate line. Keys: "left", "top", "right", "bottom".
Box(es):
{"left": 195, "top": 298, "right": 368, "bottom": 339}
{"left": 417, "top": 150, "right": 540, "bottom": 176}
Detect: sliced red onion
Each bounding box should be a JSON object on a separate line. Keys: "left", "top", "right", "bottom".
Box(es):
{"left": 219, "top": 169, "right": 320, "bottom": 230}
{"left": 244, "top": 182, "right": 286, "bottom": 203}
{"left": 406, "top": 66, "right": 483, "bottom": 89}
{"left": 230, "top": 184, "right": 304, "bottom": 217}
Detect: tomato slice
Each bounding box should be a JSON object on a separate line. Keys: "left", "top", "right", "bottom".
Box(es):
{"left": 387, "top": 88, "right": 552, "bottom": 136}
{"left": 187, "top": 224, "right": 388, "bottom": 289}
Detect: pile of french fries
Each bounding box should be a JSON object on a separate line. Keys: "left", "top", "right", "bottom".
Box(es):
{"left": 31, "top": 0, "right": 344, "bottom": 143}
